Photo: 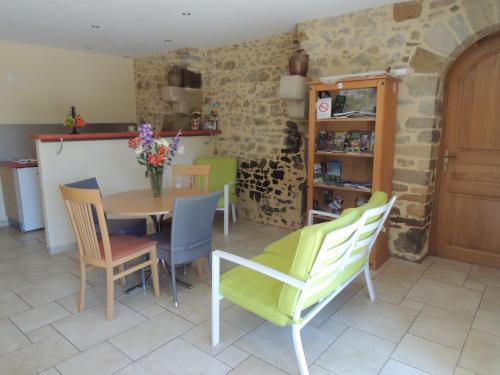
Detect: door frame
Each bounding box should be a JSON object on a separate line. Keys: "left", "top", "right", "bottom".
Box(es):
{"left": 430, "top": 31, "right": 500, "bottom": 256}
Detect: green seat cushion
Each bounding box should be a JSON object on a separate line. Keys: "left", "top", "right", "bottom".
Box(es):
{"left": 194, "top": 156, "right": 237, "bottom": 208}
{"left": 220, "top": 253, "right": 293, "bottom": 326}
{"left": 278, "top": 209, "right": 360, "bottom": 317}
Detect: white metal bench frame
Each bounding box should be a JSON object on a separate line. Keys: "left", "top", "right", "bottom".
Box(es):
{"left": 211, "top": 197, "right": 396, "bottom": 375}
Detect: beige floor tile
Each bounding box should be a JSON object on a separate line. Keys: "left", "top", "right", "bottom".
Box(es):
{"left": 38, "top": 368, "right": 61, "bottom": 375}
{"left": 109, "top": 310, "right": 193, "bottom": 360}
{"left": 57, "top": 280, "right": 124, "bottom": 314}
{"left": 309, "top": 365, "right": 335, "bottom": 374}
{"left": 379, "top": 359, "right": 430, "bottom": 374}
{"left": 138, "top": 303, "right": 166, "bottom": 318}
{"left": 0, "top": 270, "right": 31, "bottom": 291}
{"left": 479, "top": 285, "right": 500, "bottom": 314}
{"left": 468, "top": 265, "right": 500, "bottom": 287}
{"left": 0, "top": 334, "right": 79, "bottom": 375}
{"left": 463, "top": 279, "right": 486, "bottom": 292}
{"left": 318, "top": 318, "right": 349, "bottom": 337}
{"left": 473, "top": 309, "right": 500, "bottom": 337}
{"left": 116, "top": 338, "right": 230, "bottom": 375}
{"left": 0, "top": 245, "right": 39, "bottom": 261}
{"left": 0, "top": 318, "right": 31, "bottom": 356}
{"left": 229, "top": 356, "right": 287, "bottom": 374}
{"left": 374, "top": 261, "right": 423, "bottom": 290}
{"left": 399, "top": 298, "right": 425, "bottom": 312}
{"left": 118, "top": 287, "right": 165, "bottom": 311}
{"left": 422, "top": 258, "right": 471, "bottom": 286}
{"left": 392, "top": 334, "right": 460, "bottom": 375}
{"left": 221, "top": 304, "right": 264, "bottom": 332}
{"left": 460, "top": 329, "right": 500, "bottom": 375}
{"left": 453, "top": 368, "right": 478, "bottom": 375}
{"left": 20, "top": 262, "right": 71, "bottom": 282}
{"left": 216, "top": 345, "right": 250, "bottom": 368}
{"left": 409, "top": 305, "right": 472, "bottom": 350}
{"left": 53, "top": 302, "right": 146, "bottom": 350}
{"left": 0, "top": 235, "right": 25, "bottom": 252}
{"left": 235, "top": 321, "right": 335, "bottom": 375}
{"left": 10, "top": 302, "right": 70, "bottom": 332}
{"left": 56, "top": 342, "right": 131, "bottom": 375}
{"left": 158, "top": 282, "right": 230, "bottom": 324}
{"left": 182, "top": 319, "right": 246, "bottom": 356}
{"left": 359, "top": 279, "right": 408, "bottom": 304}
{"left": 316, "top": 327, "right": 395, "bottom": 375}
{"left": 0, "top": 290, "right": 30, "bottom": 318}
{"left": 332, "top": 294, "right": 418, "bottom": 342}
{"left": 25, "top": 324, "right": 58, "bottom": 343}
{"left": 0, "top": 252, "right": 52, "bottom": 273}
{"left": 14, "top": 273, "right": 81, "bottom": 307}
{"left": 407, "top": 278, "right": 482, "bottom": 316}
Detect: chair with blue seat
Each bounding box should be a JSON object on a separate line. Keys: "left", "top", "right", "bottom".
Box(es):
{"left": 146, "top": 191, "right": 221, "bottom": 307}
{"left": 194, "top": 156, "right": 237, "bottom": 236}
{"left": 211, "top": 192, "right": 396, "bottom": 375}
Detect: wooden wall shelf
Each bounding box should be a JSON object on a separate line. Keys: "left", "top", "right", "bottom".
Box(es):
{"left": 307, "top": 76, "right": 398, "bottom": 269}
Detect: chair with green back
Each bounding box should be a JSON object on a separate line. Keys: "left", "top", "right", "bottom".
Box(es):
{"left": 194, "top": 156, "right": 237, "bottom": 235}
{"left": 211, "top": 192, "right": 396, "bottom": 375}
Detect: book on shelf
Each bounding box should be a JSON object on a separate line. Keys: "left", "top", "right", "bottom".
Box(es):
{"left": 315, "top": 130, "right": 375, "bottom": 154}
{"left": 325, "top": 160, "right": 341, "bottom": 179}
{"left": 349, "top": 131, "right": 361, "bottom": 152}
{"left": 332, "top": 95, "right": 346, "bottom": 115}
{"left": 331, "top": 111, "right": 376, "bottom": 118}
{"left": 333, "top": 131, "right": 346, "bottom": 152}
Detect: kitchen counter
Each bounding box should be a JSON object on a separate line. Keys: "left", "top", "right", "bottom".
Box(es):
{"left": 32, "top": 130, "right": 218, "bottom": 142}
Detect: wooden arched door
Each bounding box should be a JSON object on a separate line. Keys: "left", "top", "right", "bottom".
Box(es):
{"left": 433, "top": 32, "right": 500, "bottom": 267}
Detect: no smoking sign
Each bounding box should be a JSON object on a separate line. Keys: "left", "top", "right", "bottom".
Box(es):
{"left": 316, "top": 98, "right": 332, "bottom": 119}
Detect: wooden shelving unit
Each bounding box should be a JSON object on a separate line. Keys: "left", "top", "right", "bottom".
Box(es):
{"left": 307, "top": 76, "right": 398, "bottom": 269}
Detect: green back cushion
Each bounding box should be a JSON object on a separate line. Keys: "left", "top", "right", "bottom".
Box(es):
{"left": 194, "top": 156, "right": 238, "bottom": 206}
{"left": 340, "top": 191, "right": 388, "bottom": 223}
{"left": 277, "top": 209, "right": 360, "bottom": 317}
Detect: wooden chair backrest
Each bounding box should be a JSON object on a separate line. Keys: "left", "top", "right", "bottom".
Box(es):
{"left": 172, "top": 164, "right": 210, "bottom": 193}
{"left": 59, "top": 185, "right": 112, "bottom": 262}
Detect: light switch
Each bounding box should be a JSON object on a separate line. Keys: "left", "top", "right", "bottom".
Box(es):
{"left": 7, "top": 74, "right": 16, "bottom": 83}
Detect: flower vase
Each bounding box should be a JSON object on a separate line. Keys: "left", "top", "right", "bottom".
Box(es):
{"left": 149, "top": 172, "right": 163, "bottom": 198}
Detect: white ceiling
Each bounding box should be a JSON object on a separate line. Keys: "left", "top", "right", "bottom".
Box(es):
{"left": 0, "top": 0, "right": 401, "bottom": 57}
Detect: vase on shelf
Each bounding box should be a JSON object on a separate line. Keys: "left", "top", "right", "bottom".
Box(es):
{"left": 149, "top": 171, "right": 163, "bottom": 198}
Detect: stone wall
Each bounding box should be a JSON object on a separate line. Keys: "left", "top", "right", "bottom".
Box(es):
{"left": 134, "top": 0, "right": 500, "bottom": 260}
{"left": 298, "top": 0, "right": 500, "bottom": 260}
{"left": 134, "top": 33, "right": 306, "bottom": 229}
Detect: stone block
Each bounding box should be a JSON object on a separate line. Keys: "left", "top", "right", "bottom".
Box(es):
{"left": 424, "top": 22, "right": 459, "bottom": 55}
{"left": 393, "top": 1, "right": 423, "bottom": 22}
{"left": 393, "top": 168, "right": 431, "bottom": 185}
{"left": 406, "top": 117, "right": 436, "bottom": 129}
{"left": 417, "top": 129, "right": 441, "bottom": 143}
{"left": 405, "top": 75, "right": 440, "bottom": 97}
{"left": 410, "top": 47, "right": 447, "bottom": 74}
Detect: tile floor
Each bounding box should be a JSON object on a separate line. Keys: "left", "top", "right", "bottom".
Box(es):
{"left": 0, "top": 217, "right": 499, "bottom": 374}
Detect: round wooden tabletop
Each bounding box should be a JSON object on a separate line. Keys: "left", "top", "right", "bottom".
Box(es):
{"left": 102, "top": 187, "right": 205, "bottom": 217}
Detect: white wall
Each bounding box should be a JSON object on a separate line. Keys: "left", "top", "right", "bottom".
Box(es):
{"left": 0, "top": 40, "right": 136, "bottom": 124}
{"left": 36, "top": 137, "right": 215, "bottom": 253}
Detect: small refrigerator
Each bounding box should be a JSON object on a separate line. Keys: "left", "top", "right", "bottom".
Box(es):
{"left": 0, "top": 164, "right": 45, "bottom": 232}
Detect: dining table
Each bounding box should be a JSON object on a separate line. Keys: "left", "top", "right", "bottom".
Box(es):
{"left": 102, "top": 187, "right": 206, "bottom": 292}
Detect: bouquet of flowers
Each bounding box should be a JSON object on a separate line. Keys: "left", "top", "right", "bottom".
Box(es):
{"left": 128, "top": 123, "right": 183, "bottom": 197}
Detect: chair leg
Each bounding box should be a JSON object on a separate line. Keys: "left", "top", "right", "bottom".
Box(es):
{"left": 106, "top": 267, "right": 114, "bottom": 321}
{"left": 118, "top": 264, "right": 126, "bottom": 288}
{"left": 196, "top": 258, "right": 203, "bottom": 277}
{"left": 140, "top": 255, "right": 146, "bottom": 291}
{"left": 79, "top": 261, "right": 86, "bottom": 312}
{"left": 211, "top": 254, "right": 220, "bottom": 346}
{"left": 231, "top": 204, "right": 236, "bottom": 223}
{"left": 364, "top": 263, "right": 376, "bottom": 301}
{"left": 171, "top": 262, "right": 179, "bottom": 308}
{"left": 292, "top": 325, "right": 309, "bottom": 375}
{"left": 150, "top": 250, "right": 160, "bottom": 298}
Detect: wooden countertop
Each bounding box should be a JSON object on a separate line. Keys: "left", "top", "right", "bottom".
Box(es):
{"left": 0, "top": 161, "right": 38, "bottom": 169}
{"left": 31, "top": 130, "right": 219, "bottom": 142}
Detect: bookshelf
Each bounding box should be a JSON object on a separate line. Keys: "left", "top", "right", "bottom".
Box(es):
{"left": 307, "top": 75, "right": 398, "bottom": 269}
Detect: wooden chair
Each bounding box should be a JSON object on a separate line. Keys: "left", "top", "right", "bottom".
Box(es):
{"left": 172, "top": 164, "right": 210, "bottom": 192}
{"left": 60, "top": 185, "right": 160, "bottom": 320}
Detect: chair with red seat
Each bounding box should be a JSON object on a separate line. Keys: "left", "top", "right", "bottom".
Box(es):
{"left": 59, "top": 185, "right": 160, "bottom": 320}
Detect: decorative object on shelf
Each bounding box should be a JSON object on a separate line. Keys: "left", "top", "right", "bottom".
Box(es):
{"left": 288, "top": 49, "right": 309, "bottom": 76}
{"left": 190, "top": 111, "right": 202, "bottom": 130}
{"left": 127, "top": 123, "right": 184, "bottom": 197}
{"left": 167, "top": 65, "right": 183, "bottom": 87}
{"left": 205, "top": 101, "right": 219, "bottom": 131}
{"left": 63, "top": 106, "right": 85, "bottom": 134}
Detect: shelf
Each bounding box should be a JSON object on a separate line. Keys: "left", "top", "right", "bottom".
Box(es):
{"left": 316, "top": 117, "right": 376, "bottom": 123}
{"left": 314, "top": 183, "right": 372, "bottom": 193}
{"left": 315, "top": 151, "right": 374, "bottom": 158}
